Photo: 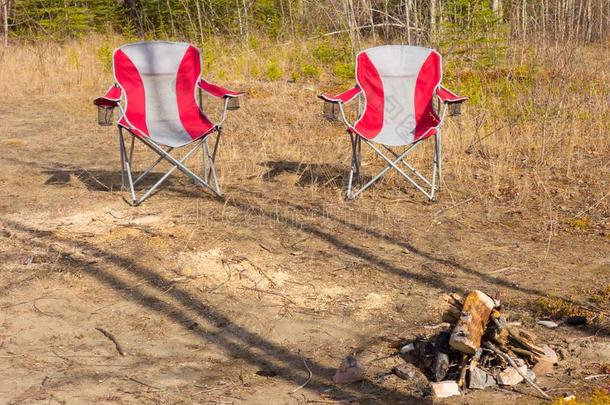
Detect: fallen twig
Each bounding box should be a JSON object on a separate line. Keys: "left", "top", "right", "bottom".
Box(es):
{"left": 488, "top": 267, "right": 515, "bottom": 274}
{"left": 96, "top": 327, "right": 126, "bottom": 356}
{"left": 52, "top": 350, "right": 80, "bottom": 365}
{"left": 434, "top": 197, "right": 474, "bottom": 217}
{"left": 584, "top": 374, "right": 610, "bottom": 381}
{"left": 0, "top": 296, "right": 61, "bottom": 310}
{"left": 291, "top": 353, "right": 313, "bottom": 394}
{"left": 239, "top": 286, "right": 296, "bottom": 304}
{"left": 258, "top": 243, "right": 273, "bottom": 252}
{"left": 128, "top": 376, "right": 163, "bottom": 390}
{"left": 33, "top": 300, "right": 59, "bottom": 317}
{"left": 193, "top": 383, "right": 234, "bottom": 394}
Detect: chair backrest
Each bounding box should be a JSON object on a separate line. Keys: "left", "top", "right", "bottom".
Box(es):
{"left": 113, "top": 41, "right": 212, "bottom": 146}
{"left": 354, "top": 45, "right": 442, "bottom": 146}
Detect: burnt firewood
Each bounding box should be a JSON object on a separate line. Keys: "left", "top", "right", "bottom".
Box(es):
{"left": 431, "top": 332, "right": 452, "bottom": 382}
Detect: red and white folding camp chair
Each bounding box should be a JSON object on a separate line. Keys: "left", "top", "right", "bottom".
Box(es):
{"left": 94, "top": 41, "right": 245, "bottom": 205}
{"left": 319, "top": 45, "right": 466, "bottom": 200}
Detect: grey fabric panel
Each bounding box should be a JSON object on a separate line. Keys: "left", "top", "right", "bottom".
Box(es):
{"left": 120, "top": 42, "right": 195, "bottom": 147}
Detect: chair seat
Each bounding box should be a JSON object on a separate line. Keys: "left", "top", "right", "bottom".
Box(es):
{"left": 349, "top": 113, "right": 439, "bottom": 143}
{"left": 119, "top": 116, "right": 216, "bottom": 148}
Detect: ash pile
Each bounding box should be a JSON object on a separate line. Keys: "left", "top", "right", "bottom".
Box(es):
{"left": 399, "top": 290, "right": 557, "bottom": 399}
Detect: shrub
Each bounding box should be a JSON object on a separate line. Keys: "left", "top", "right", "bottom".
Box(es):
{"left": 264, "top": 61, "right": 282, "bottom": 81}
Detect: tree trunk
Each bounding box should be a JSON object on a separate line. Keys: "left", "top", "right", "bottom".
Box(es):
{"left": 490, "top": 0, "right": 503, "bottom": 19}
{"left": 3, "top": 0, "right": 8, "bottom": 48}
{"left": 404, "top": 0, "right": 412, "bottom": 44}
{"left": 429, "top": 0, "right": 436, "bottom": 41}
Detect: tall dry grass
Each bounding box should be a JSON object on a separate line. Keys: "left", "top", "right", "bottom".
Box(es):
{"left": 0, "top": 35, "right": 608, "bottom": 235}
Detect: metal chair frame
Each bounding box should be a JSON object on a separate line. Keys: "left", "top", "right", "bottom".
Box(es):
{"left": 337, "top": 97, "right": 449, "bottom": 201}
{"left": 114, "top": 95, "right": 232, "bottom": 206}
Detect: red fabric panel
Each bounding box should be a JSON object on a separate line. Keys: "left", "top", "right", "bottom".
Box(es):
{"left": 354, "top": 53, "right": 384, "bottom": 140}
{"left": 318, "top": 85, "right": 361, "bottom": 103}
{"left": 413, "top": 52, "right": 441, "bottom": 142}
{"left": 437, "top": 85, "right": 467, "bottom": 103}
{"left": 197, "top": 79, "right": 245, "bottom": 98}
{"left": 114, "top": 49, "right": 149, "bottom": 137}
{"left": 93, "top": 85, "right": 122, "bottom": 107}
{"left": 176, "top": 46, "right": 214, "bottom": 140}
{"left": 105, "top": 85, "right": 122, "bottom": 100}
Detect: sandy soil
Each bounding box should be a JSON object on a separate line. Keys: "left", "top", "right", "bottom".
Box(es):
{"left": 0, "top": 89, "right": 608, "bottom": 404}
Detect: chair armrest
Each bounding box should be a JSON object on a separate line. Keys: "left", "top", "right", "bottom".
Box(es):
{"left": 197, "top": 79, "right": 245, "bottom": 98}
{"left": 94, "top": 84, "right": 122, "bottom": 107}
{"left": 437, "top": 85, "right": 467, "bottom": 104}
{"left": 318, "top": 85, "right": 361, "bottom": 104}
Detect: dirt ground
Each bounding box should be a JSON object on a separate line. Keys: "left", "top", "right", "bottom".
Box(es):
{"left": 0, "top": 86, "right": 609, "bottom": 404}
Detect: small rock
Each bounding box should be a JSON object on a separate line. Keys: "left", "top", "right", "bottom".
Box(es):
{"left": 431, "top": 381, "right": 460, "bottom": 398}
{"left": 393, "top": 364, "right": 416, "bottom": 380}
{"left": 538, "top": 320, "right": 559, "bottom": 328}
{"left": 566, "top": 316, "right": 587, "bottom": 326}
{"left": 526, "top": 369, "right": 537, "bottom": 382}
{"left": 497, "top": 366, "right": 526, "bottom": 386}
{"left": 399, "top": 343, "right": 415, "bottom": 354}
{"left": 533, "top": 359, "right": 554, "bottom": 378}
{"left": 333, "top": 355, "right": 365, "bottom": 384}
{"left": 469, "top": 367, "right": 496, "bottom": 390}
{"left": 514, "top": 358, "right": 526, "bottom": 367}
{"left": 541, "top": 345, "right": 559, "bottom": 364}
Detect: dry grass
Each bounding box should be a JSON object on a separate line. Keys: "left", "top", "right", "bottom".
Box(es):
{"left": 0, "top": 35, "right": 608, "bottom": 236}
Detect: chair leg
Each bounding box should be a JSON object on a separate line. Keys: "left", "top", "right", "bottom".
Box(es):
{"left": 205, "top": 128, "right": 222, "bottom": 197}
{"left": 118, "top": 128, "right": 137, "bottom": 205}
{"left": 118, "top": 128, "right": 126, "bottom": 189}
{"left": 202, "top": 139, "right": 209, "bottom": 183}
{"left": 437, "top": 129, "right": 443, "bottom": 192}
{"left": 430, "top": 133, "right": 439, "bottom": 201}
{"left": 347, "top": 132, "right": 361, "bottom": 200}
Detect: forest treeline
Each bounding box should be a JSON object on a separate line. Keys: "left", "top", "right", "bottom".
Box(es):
{"left": 0, "top": 0, "right": 608, "bottom": 47}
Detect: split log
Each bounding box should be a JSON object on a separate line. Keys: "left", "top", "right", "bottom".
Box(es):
{"left": 509, "top": 346, "right": 535, "bottom": 362}
{"left": 442, "top": 293, "right": 464, "bottom": 324}
{"left": 450, "top": 291, "right": 495, "bottom": 354}
{"left": 443, "top": 293, "right": 464, "bottom": 308}
{"left": 431, "top": 332, "right": 451, "bottom": 382}
{"left": 442, "top": 305, "right": 462, "bottom": 324}
{"left": 491, "top": 315, "right": 545, "bottom": 356}
{"left": 457, "top": 354, "right": 470, "bottom": 388}
{"left": 458, "top": 348, "right": 481, "bottom": 388}
{"left": 507, "top": 327, "right": 545, "bottom": 356}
